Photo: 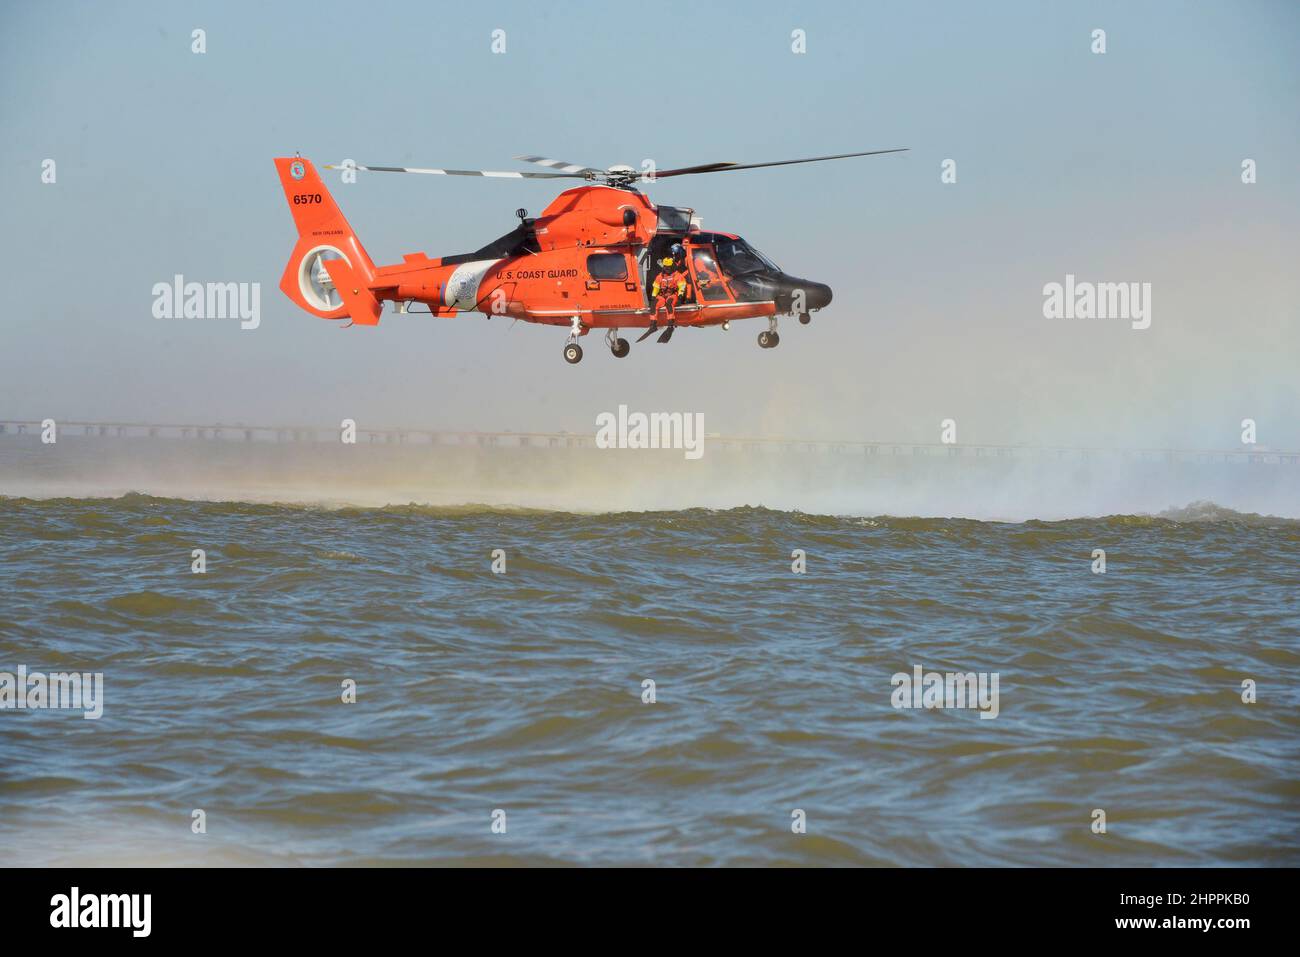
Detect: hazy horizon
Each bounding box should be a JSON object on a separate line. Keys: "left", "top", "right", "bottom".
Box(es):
{"left": 2, "top": 0, "right": 1297, "bottom": 456}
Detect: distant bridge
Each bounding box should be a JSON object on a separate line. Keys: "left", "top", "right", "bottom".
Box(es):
{"left": 0, "top": 419, "right": 1296, "bottom": 466}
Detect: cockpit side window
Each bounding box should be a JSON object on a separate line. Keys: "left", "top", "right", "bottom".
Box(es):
{"left": 716, "top": 239, "right": 779, "bottom": 277}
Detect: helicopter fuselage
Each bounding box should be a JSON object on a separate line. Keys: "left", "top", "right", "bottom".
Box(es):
{"left": 348, "top": 185, "right": 829, "bottom": 331}
{"left": 275, "top": 155, "right": 848, "bottom": 360}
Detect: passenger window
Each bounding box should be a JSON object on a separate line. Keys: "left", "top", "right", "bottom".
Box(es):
{"left": 587, "top": 253, "right": 628, "bottom": 281}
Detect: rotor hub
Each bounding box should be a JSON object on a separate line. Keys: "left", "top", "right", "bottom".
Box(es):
{"left": 595, "top": 165, "right": 640, "bottom": 189}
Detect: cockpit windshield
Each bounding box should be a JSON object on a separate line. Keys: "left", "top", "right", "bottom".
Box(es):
{"left": 715, "top": 238, "right": 779, "bottom": 276}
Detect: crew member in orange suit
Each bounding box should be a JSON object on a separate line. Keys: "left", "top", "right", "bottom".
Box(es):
{"left": 639, "top": 250, "right": 688, "bottom": 342}
{"left": 692, "top": 253, "right": 720, "bottom": 296}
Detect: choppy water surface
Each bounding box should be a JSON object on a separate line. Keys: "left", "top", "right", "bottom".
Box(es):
{"left": 1, "top": 494, "right": 1297, "bottom": 866}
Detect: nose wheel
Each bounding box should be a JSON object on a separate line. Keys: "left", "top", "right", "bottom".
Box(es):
{"left": 797, "top": 312, "right": 811, "bottom": 325}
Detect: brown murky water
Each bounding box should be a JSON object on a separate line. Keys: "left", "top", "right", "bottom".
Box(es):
{"left": 2, "top": 493, "right": 1297, "bottom": 865}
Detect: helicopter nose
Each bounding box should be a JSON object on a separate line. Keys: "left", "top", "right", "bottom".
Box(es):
{"left": 804, "top": 280, "right": 832, "bottom": 310}
{"left": 776, "top": 276, "right": 832, "bottom": 313}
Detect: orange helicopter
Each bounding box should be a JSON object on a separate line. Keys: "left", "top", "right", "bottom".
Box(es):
{"left": 274, "top": 149, "right": 905, "bottom": 363}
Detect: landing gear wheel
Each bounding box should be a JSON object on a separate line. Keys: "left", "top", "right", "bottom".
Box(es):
{"left": 611, "top": 338, "right": 630, "bottom": 358}
{"left": 797, "top": 313, "right": 811, "bottom": 325}
{"left": 564, "top": 343, "right": 583, "bottom": 364}
{"left": 758, "top": 330, "right": 780, "bottom": 349}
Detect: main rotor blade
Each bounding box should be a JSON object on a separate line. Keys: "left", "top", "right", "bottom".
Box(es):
{"left": 648, "top": 162, "right": 740, "bottom": 177}
{"left": 514, "top": 155, "right": 603, "bottom": 176}
{"left": 651, "top": 148, "right": 908, "bottom": 179}
{"left": 325, "top": 162, "right": 586, "bottom": 180}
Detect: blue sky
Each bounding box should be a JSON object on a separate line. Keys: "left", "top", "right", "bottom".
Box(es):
{"left": 1, "top": 0, "right": 1297, "bottom": 449}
